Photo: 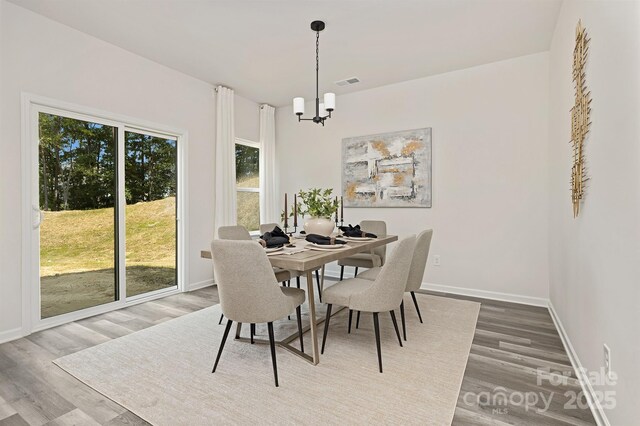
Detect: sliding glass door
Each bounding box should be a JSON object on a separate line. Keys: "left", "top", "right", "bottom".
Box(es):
{"left": 35, "top": 107, "right": 180, "bottom": 322}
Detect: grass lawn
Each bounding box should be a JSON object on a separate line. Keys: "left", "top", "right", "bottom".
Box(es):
{"left": 40, "top": 197, "right": 177, "bottom": 318}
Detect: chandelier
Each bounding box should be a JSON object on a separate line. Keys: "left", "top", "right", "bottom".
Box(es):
{"left": 293, "top": 21, "right": 335, "bottom": 126}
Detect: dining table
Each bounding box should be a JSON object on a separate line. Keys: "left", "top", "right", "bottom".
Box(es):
{"left": 201, "top": 234, "right": 398, "bottom": 365}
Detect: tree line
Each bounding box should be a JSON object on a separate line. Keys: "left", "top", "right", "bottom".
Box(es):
{"left": 39, "top": 113, "right": 176, "bottom": 211}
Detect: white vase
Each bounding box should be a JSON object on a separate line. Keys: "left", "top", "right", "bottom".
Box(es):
{"left": 303, "top": 217, "right": 335, "bottom": 236}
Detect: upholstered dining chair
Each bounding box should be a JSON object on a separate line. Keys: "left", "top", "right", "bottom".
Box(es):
{"left": 338, "top": 220, "right": 387, "bottom": 280}
{"left": 259, "top": 223, "right": 324, "bottom": 300}
{"left": 357, "top": 229, "right": 433, "bottom": 341}
{"left": 321, "top": 235, "right": 416, "bottom": 373}
{"left": 210, "top": 240, "right": 305, "bottom": 387}
{"left": 217, "top": 225, "right": 292, "bottom": 330}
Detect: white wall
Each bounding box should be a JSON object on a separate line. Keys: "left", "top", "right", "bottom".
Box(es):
{"left": 0, "top": 1, "right": 259, "bottom": 337}
{"left": 548, "top": 1, "right": 640, "bottom": 424}
{"left": 276, "top": 53, "right": 550, "bottom": 301}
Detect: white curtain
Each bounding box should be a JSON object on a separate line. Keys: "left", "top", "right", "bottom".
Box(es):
{"left": 214, "top": 86, "right": 236, "bottom": 236}
{"left": 259, "top": 104, "right": 278, "bottom": 224}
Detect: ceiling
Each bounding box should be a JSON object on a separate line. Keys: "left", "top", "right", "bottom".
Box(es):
{"left": 9, "top": 0, "right": 562, "bottom": 106}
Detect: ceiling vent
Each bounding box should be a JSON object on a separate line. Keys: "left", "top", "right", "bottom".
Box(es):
{"left": 335, "top": 77, "right": 360, "bottom": 87}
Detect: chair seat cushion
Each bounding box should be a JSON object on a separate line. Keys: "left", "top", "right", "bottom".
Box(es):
{"left": 337, "top": 253, "right": 382, "bottom": 268}
{"left": 280, "top": 286, "right": 305, "bottom": 307}
{"left": 356, "top": 267, "right": 381, "bottom": 281}
{"left": 322, "top": 278, "right": 375, "bottom": 308}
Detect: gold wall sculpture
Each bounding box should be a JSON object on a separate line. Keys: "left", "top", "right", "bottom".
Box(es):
{"left": 570, "top": 20, "right": 591, "bottom": 217}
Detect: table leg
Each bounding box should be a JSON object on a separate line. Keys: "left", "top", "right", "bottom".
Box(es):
{"left": 320, "top": 265, "right": 326, "bottom": 295}
{"left": 306, "top": 270, "right": 320, "bottom": 365}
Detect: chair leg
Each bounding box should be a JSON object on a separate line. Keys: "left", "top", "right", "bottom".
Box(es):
{"left": 400, "top": 300, "right": 407, "bottom": 341}
{"left": 212, "top": 319, "right": 233, "bottom": 373}
{"left": 354, "top": 267, "right": 359, "bottom": 277}
{"left": 373, "top": 312, "right": 382, "bottom": 373}
{"left": 321, "top": 304, "right": 333, "bottom": 354}
{"left": 389, "top": 310, "right": 403, "bottom": 347}
{"left": 296, "top": 305, "right": 304, "bottom": 353}
{"left": 348, "top": 309, "right": 353, "bottom": 334}
{"left": 296, "top": 276, "right": 301, "bottom": 289}
{"left": 267, "top": 322, "right": 279, "bottom": 387}
{"left": 250, "top": 323, "right": 255, "bottom": 344}
{"left": 340, "top": 266, "right": 344, "bottom": 281}
{"left": 356, "top": 310, "right": 361, "bottom": 329}
{"left": 411, "top": 291, "right": 423, "bottom": 323}
{"left": 218, "top": 313, "right": 224, "bottom": 325}
{"left": 315, "top": 270, "right": 322, "bottom": 302}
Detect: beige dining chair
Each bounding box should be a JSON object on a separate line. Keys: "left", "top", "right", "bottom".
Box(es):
{"left": 321, "top": 235, "right": 416, "bottom": 373}
{"left": 260, "top": 223, "right": 324, "bottom": 300}
{"left": 357, "top": 229, "right": 433, "bottom": 341}
{"left": 217, "top": 225, "right": 292, "bottom": 334}
{"left": 338, "top": 220, "right": 387, "bottom": 280}
{"left": 210, "top": 240, "right": 305, "bottom": 387}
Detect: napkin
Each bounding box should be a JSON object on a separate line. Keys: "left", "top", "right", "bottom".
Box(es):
{"left": 339, "top": 224, "right": 378, "bottom": 238}
{"left": 259, "top": 226, "right": 290, "bottom": 248}
{"left": 305, "top": 234, "right": 347, "bottom": 245}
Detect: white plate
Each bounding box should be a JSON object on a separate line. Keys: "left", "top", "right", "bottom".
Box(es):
{"left": 308, "top": 243, "right": 349, "bottom": 251}
{"left": 265, "top": 246, "right": 284, "bottom": 254}
{"left": 342, "top": 236, "right": 374, "bottom": 241}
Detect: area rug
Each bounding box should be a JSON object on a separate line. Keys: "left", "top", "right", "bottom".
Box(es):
{"left": 54, "top": 294, "right": 479, "bottom": 425}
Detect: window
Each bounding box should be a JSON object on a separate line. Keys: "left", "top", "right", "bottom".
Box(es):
{"left": 235, "top": 138, "right": 260, "bottom": 232}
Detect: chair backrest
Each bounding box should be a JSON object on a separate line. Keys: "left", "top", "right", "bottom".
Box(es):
{"left": 259, "top": 223, "right": 279, "bottom": 235}
{"left": 210, "top": 240, "right": 292, "bottom": 323}
{"left": 350, "top": 235, "right": 416, "bottom": 313}
{"left": 360, "top": 220, "right": 387, "bottom": 264}
{"left": 218, "top": 225, "right": 251, "bottom": 240}
{"left": 406, "top": 229, "right": 433, "bottom": 292}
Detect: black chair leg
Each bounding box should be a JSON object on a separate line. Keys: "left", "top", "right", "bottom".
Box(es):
{"left": 354, "top": 267, "right": 359, "bottom": 277}
{"left": 390, "top": 310, "right": 403, "bottom": 347}
{"left": 400, "top": 300, "right": 407, "bottom": 341}
{"left": 356, "top": 310, "right": 361, "bottom": 329}
{"left": 267, "top": 322, "right": 279, "bottom": 387}
{"left": 296, "top": 276, "right": 301, "bottom": 289}
{"left": 411, "top": 291, "right": 423, "bottom": 323}
{"left": 348, "top": 309, "right": 353, "bottom": 334}
{"left": 296, "top": 306, "right": 304, "bottom": 353}
{"left": 218, "top": 313, "right": 224, "bottom": 325}
{"left": 373, "top": 312, "right": 382, "bottom": 373}
{"left": 212, "top": 319, "right": 233, "bottom": 373}
{"left": 315, "top": 270, "right": 322, "bottom": 302}
{"left": 321, "top": 304, "right": 333, "bottom": 354}
{"left": 250, "top": 323, "right": 255, "bottom": 344}
{"left": 340, "top": 266, "right": 344, "bottom": 281}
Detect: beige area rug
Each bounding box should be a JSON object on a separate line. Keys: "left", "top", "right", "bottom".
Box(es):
{"left": 54, "top": 294, "right": 480, "bottom": 425}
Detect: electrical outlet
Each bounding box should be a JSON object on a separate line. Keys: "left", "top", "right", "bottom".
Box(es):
{"left": 433, "top": 255, "right": 441, "bottom": 266}
{"left": 604, "top": 344, "right": 612, "bottom": 379}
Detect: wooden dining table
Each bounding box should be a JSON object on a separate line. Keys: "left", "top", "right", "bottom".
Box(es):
{"left": 201, "top": 234, "right": 398, "bottom": 365}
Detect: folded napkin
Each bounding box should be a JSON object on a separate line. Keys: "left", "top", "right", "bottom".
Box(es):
{"left": 339, "top": 224, "right": 378, "bottom": 238}
{"left": 259, "top": 226, "right": 290, "bottom": 248}
{"left": 305, "top": 234, "right": 347, "bottom": 245}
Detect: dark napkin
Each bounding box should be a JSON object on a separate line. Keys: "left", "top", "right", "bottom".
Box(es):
{"left": 305, "top": 234, "right": 347, "bottom": 245}
{"left": 339, "top": 224, "right": 377, "bottom": 238}
{"left": 259, "top": 226, "right": 289, "bottom": 248}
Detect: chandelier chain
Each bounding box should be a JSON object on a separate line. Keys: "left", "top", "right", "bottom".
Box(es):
{"left": 315, "top": 30, "right": 320, "bottom": 100}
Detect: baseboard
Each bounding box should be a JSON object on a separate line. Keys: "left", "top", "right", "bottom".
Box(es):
{"left": 420, "top": 282, "right": 549, "bottom": 307}
{"left": 186, "top": 279, "right": 214, "bottom": 292}
{"left": 548, "top": 301, "right": 610, "bottom": 426}
{"left": 0, "top": 327, "right": 25, "bottom": 345}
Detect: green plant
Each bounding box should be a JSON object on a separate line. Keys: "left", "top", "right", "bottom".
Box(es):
{"left": 284, "top": 188, "right": 339, "bottom": 220}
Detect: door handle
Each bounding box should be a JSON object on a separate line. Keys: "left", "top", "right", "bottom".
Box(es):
{"left": 32, "top": 205, "right": 42, "bottom": 229}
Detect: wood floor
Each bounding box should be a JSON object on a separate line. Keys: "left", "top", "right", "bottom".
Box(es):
{"left": 0, "top": 283, "right": 595, "bottom": 425}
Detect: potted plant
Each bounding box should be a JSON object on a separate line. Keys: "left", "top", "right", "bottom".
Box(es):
{"left": 287, "top": 188, "right": 340, "bottom": 236}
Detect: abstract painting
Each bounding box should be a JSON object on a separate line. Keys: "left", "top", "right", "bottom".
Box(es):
{"left": 342, "top": 128, "right": 432, "bottom": 208}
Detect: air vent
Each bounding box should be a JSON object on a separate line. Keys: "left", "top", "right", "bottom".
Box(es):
{"left": 335, "top": 77, "right": 360, "bottom": 86}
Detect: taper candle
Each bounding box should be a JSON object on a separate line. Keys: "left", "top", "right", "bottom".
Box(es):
{"left": 335, "top": 196, "right": 338, "bottom": 224}
{"left": 293, "top": 194, "right": 298, "bottom": 227}
{"left": 340, "top": 196, "right": 344, "bottom": 222}
{"left": 284, "top": 193, "right": 288, "bottom": 228}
